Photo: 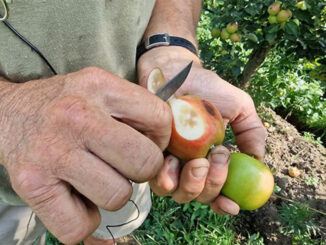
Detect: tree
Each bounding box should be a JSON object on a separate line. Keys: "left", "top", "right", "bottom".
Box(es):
{"left": 199, "top": 0, "right": 326, "bottom": 89}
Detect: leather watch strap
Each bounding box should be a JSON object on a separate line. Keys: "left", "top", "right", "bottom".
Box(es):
{"left": 136, "top": 33, "right": 197, "bottom": 60}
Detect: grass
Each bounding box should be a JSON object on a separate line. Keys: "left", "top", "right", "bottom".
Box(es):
{"left": 134, "top": 194, "right": 238, "bottom": 244}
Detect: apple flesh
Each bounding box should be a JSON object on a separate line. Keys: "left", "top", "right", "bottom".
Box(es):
{"left": 221, "top": 153, "right": 274, "bottom": 210}
{"left": 167, "top": 95, "right": 225, "bottom": 161}
{"left": 147, "top": 68, "right": 167, "bottom": 94}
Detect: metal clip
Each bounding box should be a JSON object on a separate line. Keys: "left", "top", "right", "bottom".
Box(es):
{"left": 0, "top": 0, "right": 8, "bottom": 22}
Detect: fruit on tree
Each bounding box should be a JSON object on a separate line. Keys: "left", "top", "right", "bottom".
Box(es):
{"left": 277, "top": 9, "right": 292, "bottom": 23}
{"left": 220, "top": 28, "right": 230, "bottom": 40}
{"left": 293, "top": 18, "right": 300, "bottom": 26}
{"left": 221, "top": 153, "right": 274, "bottom": 210}
{"left": 211, "top": 28, "right": 221, "bottom": 38}
{"left": 268, "top": 15, "right": 278, "bottom": 24}
{"left": 268, "top": 3, "right": 281, "bottom": 15}
{"left": 230, "top": 33, "right": 241, "bottom": 42}
{"left": 226, "top": 22, "right": 239, "bottom": 33}
{"left": 167, "top": 95, "right": 225, "bottom": 161}
{"left": 296, "top": 1, "right": 307, "bottom": 10}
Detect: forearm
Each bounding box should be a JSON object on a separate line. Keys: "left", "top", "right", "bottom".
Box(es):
{"left": 144, "top": 0, "right": 202, "bottom": 47}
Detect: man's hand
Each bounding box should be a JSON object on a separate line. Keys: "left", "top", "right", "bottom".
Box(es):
{"left": 0, "top": 67, "right": 172, "bottom": 244}
{"left": 137, "top": 47, "right": 266, "bottom": 215}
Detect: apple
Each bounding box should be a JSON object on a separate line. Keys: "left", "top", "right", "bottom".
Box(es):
{"left": 167, "top": 95, "right": 225, "bottom": 161}
{"left": 211, "top": 28, "right": 221, "bottom": 38}
{"left": 226, "top": 22, "right": 238, "bottom": 34}
{"left": 220, "top": 28, "right": 230, "bottom": 40}
{"left": 296, "top": 1, "right": 307, "bottom": 10}
{"left": 268, "top": 3, "right": 281, "bottom": 15}
{"left": 147, "top": 67, "right": 166, "bottom": 94}
{"left": 230, "top": 33, "right": 241, "bottom": 42}
{"left": 277, "top": 9, "right": 292, "bottom": 23}
{"left": 268, "top": 15, "right": 278, "bottom": 24}
{"left": 221, "top": 153, "right": 274, "bottom": 210}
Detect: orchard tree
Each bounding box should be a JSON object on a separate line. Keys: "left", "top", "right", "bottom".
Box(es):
{"left": 199, "top": 0, "right": 326, "bottom": 89}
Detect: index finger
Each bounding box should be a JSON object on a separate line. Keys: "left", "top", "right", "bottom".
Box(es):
{"left": 231, "top": 110, "right": 266, "bottom": 160}
{"left": 82, "top": 68, "right": 173, "bottom": 150}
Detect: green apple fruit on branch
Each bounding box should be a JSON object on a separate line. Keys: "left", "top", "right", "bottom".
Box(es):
{"left": 226, "top": 22, "right": 239, "bottom": 34}
{"left": 147, "top": 68, "right": 274, "bottom": 210}
{"left": 267, "top": 3, "right": 281, "bottom": 15}
{"left": 277, "top": 9, "right": 292, "bottom": 23}
{"left": 211, "top": 28, "right": 221, "bottom": 38}
{"left": 230, "top": 33, "right": 242, "bottom": 42}
{"left": 220, "top": 28, "right": 230, "bottom": 40}
{"left": 268, "top": 15, "right": 278, "bottom": 24}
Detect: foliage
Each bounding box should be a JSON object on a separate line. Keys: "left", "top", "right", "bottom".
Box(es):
{"left": 134, "top": 194, "right": 239, "bottom": 244}
{"left": 278, "top": 203, "right": 322, "bottom": 243}
{"left": 198, "top": 0, "right": 326, "bottom": 83}
{"left": 198, "top": 1, "right": 326, "bottom": 143}
{"left": 248, "top": 49, "right": 326, "bottom": 134}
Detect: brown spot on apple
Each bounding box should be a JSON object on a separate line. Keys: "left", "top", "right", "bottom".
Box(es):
{"left": 202, "top": 100, "right": 216, "bottom": 117}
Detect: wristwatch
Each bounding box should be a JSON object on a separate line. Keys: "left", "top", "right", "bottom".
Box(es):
{"left": 136, "top": 33, "right": 197, "bottom": 60}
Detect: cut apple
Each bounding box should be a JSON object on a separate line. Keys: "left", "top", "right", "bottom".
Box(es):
{"left": 147, "top": 68, "right": 167, "bottom": 93}
{"left": 167, "top": 95, "right": 225, "bottom": 161}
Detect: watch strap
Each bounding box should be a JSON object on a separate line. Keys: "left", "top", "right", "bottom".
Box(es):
{"left": 136, "top": 33, "right": 197, "bottom": 60}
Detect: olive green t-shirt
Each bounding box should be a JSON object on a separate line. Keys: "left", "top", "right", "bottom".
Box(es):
{"left": 0, "top": 0, "right": 155, "bottom": 205}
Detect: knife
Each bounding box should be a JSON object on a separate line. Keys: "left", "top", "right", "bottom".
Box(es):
{"left": 155, "top": 61, "right": 193, "bottom": 101}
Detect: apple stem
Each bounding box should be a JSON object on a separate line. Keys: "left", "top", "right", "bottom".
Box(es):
{"left": 272, "top": 194, "right": 326, "bottom": 216}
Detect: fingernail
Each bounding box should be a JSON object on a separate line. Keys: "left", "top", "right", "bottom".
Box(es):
{"left": 168, "top": 156, "right": 179, "bottom": 170}
{"left": 211, "top": 151, "right": 229, "bottom": 168}
{"left": 192, "top": 166, "right": 209, "bottom": 179}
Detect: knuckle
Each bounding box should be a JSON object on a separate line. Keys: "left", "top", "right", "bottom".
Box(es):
{"left": 81, "top": 66, "right": 106, "bottom": 77}
{"left": 179, "top": 185, "right": 200, "bottom": 199}
{"left": 10, "top": 168, "right": 42, "bottom": 199}
{"left": 150, "top": 99, "right": 172, "bottom": 133}
{"left": 135, "top": 149, "right": 163, "bottom": 182}
{"left": 103, "top": 182, "right": 132, "bottom": 211}
{"left": 206, "top": 177, "right": 224, "bottom": 189}
{"left": 48, "top": 96, "right": 90, "bottom": 129}
{"left": 58, "top": 219, "right": 98, "bottom": 245}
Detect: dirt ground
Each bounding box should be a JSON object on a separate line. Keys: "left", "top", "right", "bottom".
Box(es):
{"left": 229, "top": 107, "right": 326, "bottom": 244}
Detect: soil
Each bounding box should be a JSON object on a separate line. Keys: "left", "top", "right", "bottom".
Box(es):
{"left": 228, "top": 107, "right": 326, "bottom": 244}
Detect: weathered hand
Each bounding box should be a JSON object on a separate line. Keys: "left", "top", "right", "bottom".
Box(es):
{"left": 0, "top": 67, "right": 172, "bottom": 244}
{"left": 137, "top": 47, "right": 266, "bottom": 215}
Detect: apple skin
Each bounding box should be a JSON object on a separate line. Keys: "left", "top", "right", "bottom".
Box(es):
{"left": 167, "top": 95, "right": 225, "bottom": 161}
{"left": 211, "top": 28, "right": 221, "bottom": 38}
{"left": 230, "top": 33, "right": 241, "bottom": 42}
{"left": 220, "top": 28, "right": 230, "bottom": 40}
{"left": 221, "top": 153, "right": 274, "bottom": 210}
{"left": 268, "top": 15, "right": 278, "bottom": 24}
{"left": 226, "top": 22, "right": 239, "bottom": 34}
{"left": 268, "top": 3, "right": 281, "bottom": 15}
{"left": 277, "top": 9, "right": 292, "bottom": 23}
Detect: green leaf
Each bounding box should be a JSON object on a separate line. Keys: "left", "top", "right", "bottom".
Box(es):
{"left": 265, "top": 24, "right": 280, "bottom": 34}
{"left": 265, "top": 32, "right": 277, "bottom": 41}
{"left": 247, "top": 33, "right": 259, "bottom": 43}
{"left": 284, "top": 21, "right": 300, "bottom": 37}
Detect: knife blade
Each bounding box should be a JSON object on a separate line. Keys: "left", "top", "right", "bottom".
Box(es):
{"left": 155, "top": 61, "right": 193, "bottom": 101}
